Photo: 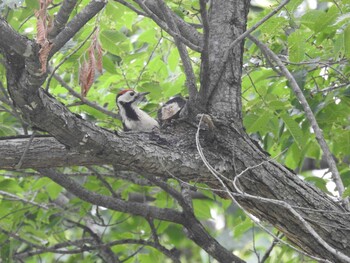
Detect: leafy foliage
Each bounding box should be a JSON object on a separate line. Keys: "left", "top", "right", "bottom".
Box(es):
{"left": 0, "top": 0, "right": 349, "bottom": 262}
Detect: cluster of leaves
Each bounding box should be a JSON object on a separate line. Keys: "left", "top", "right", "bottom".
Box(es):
{"left": 0, "top": 0, "right": 349, "bottom": 262}
{"left": 243, "top": 0, "right": 350, "bottom": 195}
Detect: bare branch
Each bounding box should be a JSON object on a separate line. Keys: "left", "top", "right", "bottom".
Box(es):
{"left": 50, "top": 0, "right": 106, "bottom": 58}
{"left": 37, "top": 168, "right": 186, "bottom": 224}
{"left": 48, "top": 0, "right": 78, "bottom": 40}
{"left": 134, "top": 0, "right": 202, "bottom": 52}
{"left": 199, "top": 0, "right": 210, "bottom": 94}
{"left": 14, "top": 131, "right": 37, "bottom": 169}
{"left": 155, "top": 0, "right": 198, "bottom": 100}
{"left": 87, "top": 166, "right": 119, "bottom": 198}
{"left": 66, "top": 219, "right": 121, "bottom": 263}
{"left": 311, "top": 82, "right": 349, "bottom": 94}
{"left": 248, "top": 34, "right": 349, "bottom": 209}
{"left": 0, "top": 136, "right": 107, "bottom": 169}
{"left": 113, "top": 0, "right": 147, "bottom": 16}
{"left": 52, "top": 72, "right": 120, "bottom": 119}
{"left": 0, "top": 190, "right": 49, "bottom": 210}
{"left": 141, "top": 172, "right": 193, "bottom": 213}
{"left": 135, "top": 36, "right": 162, "bottom": 86}
{"left": 261, "top": 233, "right": 284, "bottom": 263}
{"left": 107, "top": 239, "right": 181, "bottom": 262}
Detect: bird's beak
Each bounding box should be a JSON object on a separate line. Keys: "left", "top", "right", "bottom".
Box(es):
{"left": 138, "top": 92, "right": 150, "bottom": 97}
{"left": 136, "top": 92, "right": 150, "bottom": 102}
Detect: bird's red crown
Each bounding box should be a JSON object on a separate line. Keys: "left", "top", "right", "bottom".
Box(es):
{"left": 118, "top": 89, "right": 134, "bottom": 96}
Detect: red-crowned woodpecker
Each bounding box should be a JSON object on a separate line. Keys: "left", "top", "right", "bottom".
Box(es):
{"left": 116, "top": 89, "right": 159, "bottom": 132}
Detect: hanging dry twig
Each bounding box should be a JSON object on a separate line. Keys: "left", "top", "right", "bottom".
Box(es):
{"left": 35, "top": 0, "right": 54, "bottom": 72}
{"left": 79, "top": 28, "right": 104, "bottom": 97}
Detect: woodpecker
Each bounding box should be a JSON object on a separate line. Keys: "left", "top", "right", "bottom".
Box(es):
{"left": 157, "top": 96, "right": 186, "bottom": 124}
{"left": 116, "top": 89, "right": 159, "bottom": 132}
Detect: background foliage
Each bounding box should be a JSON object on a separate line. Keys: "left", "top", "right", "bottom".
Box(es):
{"left": 0, "top": 0, "right": 349, "bottom": 262}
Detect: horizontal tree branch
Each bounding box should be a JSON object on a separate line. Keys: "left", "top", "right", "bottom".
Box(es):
{"left": 0, "top": 136, "right": 107, "bottom": 169}
{"left": 38, "top": 168, "right": 185, "bottom": 223}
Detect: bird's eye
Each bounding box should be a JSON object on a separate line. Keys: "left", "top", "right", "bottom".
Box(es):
{"left": 129, "top": 92, "right": 135, "bottom": 96}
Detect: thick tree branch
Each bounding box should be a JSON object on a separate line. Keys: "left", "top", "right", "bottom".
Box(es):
{"left": 49, "top": 0, "right": 106, "bottom": 58}
{"left": 0, "top": 18, "right": 33, "bottom": 57}
{"left": 203, "top": 0, "right": 249, "bottom": 124}
{"left": 133, "top": 0, "right": 203, "bottom": 51}
{"left": 0, "top": 136, "right": 107, "bottom": 169}
{"left": 2, "top": 1, "right": 350, "bottom": 261}
{"left": 38, "top": 168, "right": 185, "bottom": 223}
{"left": 38, "top": 168, "right": 244, "bottom": 262}
{"left": 48, "top": 0, "right": 78, "bottom": 40}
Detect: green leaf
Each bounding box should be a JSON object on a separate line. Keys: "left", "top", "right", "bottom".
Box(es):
{"left": 46, "top": 182, "right": 62, "bottom": 200}
{"left": 342, "top": 187, "right": 350, "bottom": 198}
{"left": 233, "top": 217, "right": 252, "bottom": 238}
{"left": 288, "top": 30, "right": 305, "bottom": 62}
{"left": 0, "top": 179, "right": 23, "bottom": 194}
{"left": 304, "top": 176, "right": 328, "bottom": 193}
{"left": 167, "top": 48, "right": 180, "bottom": 72}
{"left": 99, "top": 30, "right": 129, "bottom": 56}
{"left": 193, "top": 199, "right": 212, "bottom": 220}
{"left": 301, "top": 7, "right": 338, "bottom": 33}
{"left": 344, "top": 24, "right": 350, "bottom": 60}
{"left": 280, "top": 114, "right": 304, "bottom": 149}
{"left": 301, "top": 10, "right": 323, "bottom": 32}
{"left": 244, "top": 111, "right": 271, "bottom": 134}
{"left": 285, "top": 142, "right": 301, "bottom": 169}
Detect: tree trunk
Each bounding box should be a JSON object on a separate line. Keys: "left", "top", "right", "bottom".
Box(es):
{"left": 1, "top": 0, "right": 350, "bottom": 262}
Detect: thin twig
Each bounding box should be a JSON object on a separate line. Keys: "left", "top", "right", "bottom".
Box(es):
{"left": 248, "top": 34, "right": 349, "bottom": 210}
{"left": 87, "top": 166, "right": 119, "bottom": 198}
{"left": 155, "top": 0, "right": 198, "bottom": 99}
{"left": 134, "top": 0, "right": 201, "bottom": 52}
{"left": 261, "top": 233, "right": 284, "bottom": 263}
{"left": 135, "top": 37, "right": 162, "bottom": 86}
{"left": 52, "top": 72, "right": 120, "bottom": 119}
{"left": 311, "top": 82, "right": 349, "bottom": 94}
{"left": 113, "top": 0, "right": 147, "bottom": 16}
{"left": 0, "top": 190, "right": 49, "bottom": 210}
{"left": 15, "top": 131, "right": 37, "bottom": 170}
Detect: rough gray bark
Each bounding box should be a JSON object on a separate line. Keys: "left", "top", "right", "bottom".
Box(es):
{"left": 0, "top": 136, "right": 107, "bottom": 169}
{"left": 1, "top": 0, "right": 350, "bottom": 262}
